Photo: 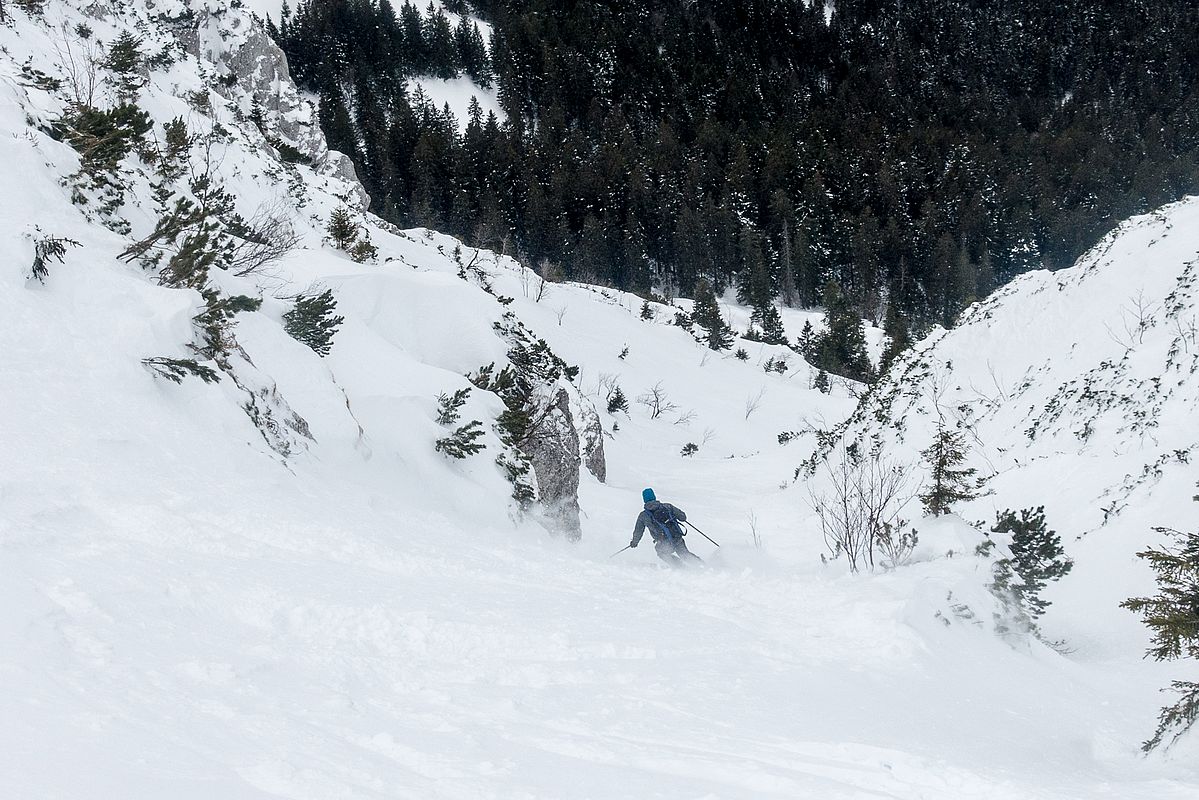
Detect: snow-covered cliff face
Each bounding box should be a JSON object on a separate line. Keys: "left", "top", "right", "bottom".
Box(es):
{"left": 818, "top": 196, "right": 1199, "bottom": 653}
{"left": 1, "top": 0, "right": 621, "bottom": 534}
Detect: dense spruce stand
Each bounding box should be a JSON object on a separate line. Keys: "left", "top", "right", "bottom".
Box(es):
{"left": 276, "top": 0, "right": 1199, "bottom": 341}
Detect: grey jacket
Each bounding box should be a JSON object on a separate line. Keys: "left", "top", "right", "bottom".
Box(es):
{"left": 632, "top": 500, "right": 687, "bottom": 546}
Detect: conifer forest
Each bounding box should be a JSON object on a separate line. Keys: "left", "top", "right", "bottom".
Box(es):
{"left": 277, "top": 0, "right": 1199, "bottom": 334}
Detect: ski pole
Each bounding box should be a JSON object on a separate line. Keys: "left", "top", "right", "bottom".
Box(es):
{"left": 610, "top": 544, "right": 632, "bottom": 558}
{"left": 684, "top": 521, "right": 720, "bottom": 547}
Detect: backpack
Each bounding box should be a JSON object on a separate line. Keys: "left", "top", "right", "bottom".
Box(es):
{"left": 646, "top": 503, "right": 685, "bottom": 541}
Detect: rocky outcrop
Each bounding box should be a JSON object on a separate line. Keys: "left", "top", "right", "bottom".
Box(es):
{"left": 527, "top": 388, "right": 583, "bottom": 541}
{"left": 183, "top": 3, "right": 371, "bottom": 208}
{"left": 574, "top": 393, "right": 607, "bottom": 483}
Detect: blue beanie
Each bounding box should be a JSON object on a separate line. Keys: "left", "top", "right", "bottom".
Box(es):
{"left": 642, "top": 488, "right": 656, "bottom": 503}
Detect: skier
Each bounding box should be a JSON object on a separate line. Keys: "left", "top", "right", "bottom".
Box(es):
{"left": 630, "top": 488, "right": 703, "bottom": 567}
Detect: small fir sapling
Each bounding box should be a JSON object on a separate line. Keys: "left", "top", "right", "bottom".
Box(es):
{"left": 102, "top": 32, "right": 145, "bottom": 99}
{"left": 434, "top": 387, "right": 486, "bottom": 459}
{"left": 606, "top": 385, "right": 629, "bottom": 414}
{"left": 1122, "top": 509, "right": 1199, "bottom": 751}
{"left": 681, "top": 442, "right": 699, "bottom": 457}
{"left": 639, "top": 299, "right": 654, "bottom": 320}
{"left": 691, "top": 277, "right": 733, "bottom": 350}
{"left": 989, "top": 506, "right": 1073, "bottom": 624}
{"left": 191, "top": 291, "right": 262, "bottom": 361}
{"left": 326, "top": 207, "right": 358, "bottom": 250}
{"left": 919, "top": 421, "right": 979, "bottom": 516}
{"left": 283, "top": 289, "right": 344, "bottom": 356}
{"left": 29, "top": 235, "right": 80, "bottom": 282}
{"left": 349, "top": 236, "right": 378, "bottom": 263}
{"left": 436, "top": 387, "right": 472, "bottom": 425}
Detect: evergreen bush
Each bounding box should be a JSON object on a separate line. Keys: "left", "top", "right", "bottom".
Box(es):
{"left": 1122, "top": 520, "right": 1199, "bottom": 751}
{"left": 283, "top": 289, "right": 344, "bottom": 356}
{"left": 919, "top": 422, "right": 979, "bottom": 516}
{"left": 989, "top": 507, "right": 1073, "bottom": 624}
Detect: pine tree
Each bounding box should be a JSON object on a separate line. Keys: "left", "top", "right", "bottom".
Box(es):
{"left": 752, "top": 304, "right": 788, "bottom": 346}
{"left": 919, "top": 421, "right": 979, "bottom": 516}
{"left": 29, "top": 235, "right": 80, "bottom": 283}
{"left": 1122, "top": 516, "right": 1199, "bottom": 751}
{"left": 142, "top": 356, "right": 221, "bottom": 384}
{"left": 435, "top": 387, "right": 471, "bottom": 425}
{"left": 327, "top": 207, "right": 358, "bottom": 250}
{"left": 317, "top": 87, "right": 359, "bottom": 164}
{"left": 103, "top": 32, "right": 145, "bottom": 100}
{"left": 284, "top": 289, "right": 344, "bottom": 356}
{"left": 880, "top": 303, "right": 912, "bottom": 373}
{"left": 797, "top": 320, "right": 817, "bottom": 362}
{"left": 436, "top": 419, "right": 486, "bottom": 458}
{"left": 813, "top": 281, "right": 872, "bottom": 382}
{"left": 434, "top": 387, "right": 486, "bottom": 458}
{"left": 606, "top": 385, "right": 629, "bottom": 414}
{"left": 691, "top": 277, "right": 733, "bottom": 351}
{"left": 424, "top": 3, "right": 459, "bottom": 79}
{"left": 990, "top": 507, "right": 1073, "bottom": 622}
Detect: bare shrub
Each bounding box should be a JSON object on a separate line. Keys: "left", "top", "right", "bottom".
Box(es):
{"left": 749, "top": 511, "right": 763, "bottom": 550}
{"left": 229, "top": 197, "right": 300, "bottom": 276}
{"left": 744, "top": 386, "right": 766, "bottom": 419}
{"left": 51, "top": 23, "right": 103, "bottom": 108}
{"left": 637, "top": 382, "right": 678, "bottom": 420}
{"left": 808, "top": 449, "right": 917, "bottom": 572}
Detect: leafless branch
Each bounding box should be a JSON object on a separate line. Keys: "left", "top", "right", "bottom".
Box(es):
{"left": 637, "top": 382, "right": 677, "bottom": 420}
{"left": 808, "top": 450, "right": 917, "bottom": 572}
{"left": 744, "top": 386, "right": 766, "bottom": 420}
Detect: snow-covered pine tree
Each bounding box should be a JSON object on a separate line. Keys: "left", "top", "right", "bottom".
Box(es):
{"left": 606, "top": 385, "right": 628, "bottom": 414}
{"left": 29, "top": 235, "right": 80, "bottom": 283}
{"left": 752, "top": 304, "right": 788, "bottom": 346}
{"left": 436, "top": 420, "right": 486, "bottom": 458}
{"left": 326, "top": 207, "right": 358, "bottom": 251}
{"left": 434, "top": 388, "right": 485, "bottom": 459}
{"left": 812, "top": 281, "right": 872, "bottom": 382}
{"left": 918, "top": 421, "right": 979, "bottom": 516}
{"left": 102, "top": 31, "right": 145, "bottom": 100}
{"left": 990, "top": 507, "right": 1073, "bottom": 623}
{"left": 435, "top": 387, "right": 471, "bottom": 426}
{"left": 1122, "top": 517, "right": 1199, "bottom": 751}
{"left": 691, "top": 277, "right": 733, "bottom": 351}
{"left": 284, "top": 289, "right": 344, "bottom": 356}
{"left": 141, "top": 356, "right": 221, "bottom": 384}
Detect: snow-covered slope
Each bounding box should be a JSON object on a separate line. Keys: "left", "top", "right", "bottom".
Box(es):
{"left": 820, "top": 198, "right": 1199, "bottom": 658}
{"left": 2, "top": 2, "right": 1197, "bottom": 798}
